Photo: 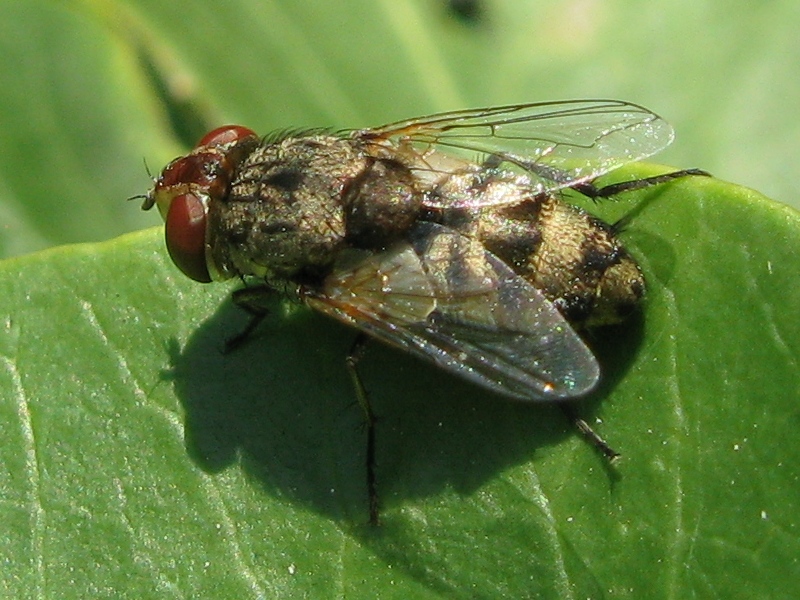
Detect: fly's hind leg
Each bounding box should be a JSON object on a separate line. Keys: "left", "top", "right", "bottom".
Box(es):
{"left": 572, "top": 168, "right": 711, "bottom": 233}
{"left": 345, "top": 333, "right": 380, "bottom": 525}
{"left": 572, "top": 168, "right": 711, "bottom": 201}
{"left": 226, "top": 285, "right": 276, "bottom": 352}
{"left": 560, "top": 403, "right": 621, "bottom": 462}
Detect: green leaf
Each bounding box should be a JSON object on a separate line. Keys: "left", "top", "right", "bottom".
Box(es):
{"left": 2, "top": 0, "right": 799, "bottom": 597}
{"left": 0, "top": 0, "right": 176, "bottom": 257}
{"left": 1, "top": 169, "right": 798, "bottom": 598}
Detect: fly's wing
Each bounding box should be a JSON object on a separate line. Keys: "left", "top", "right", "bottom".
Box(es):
{"left": 356, "top": 99, "right": 674, "bottom": 204}
{"left": 305, "top": 222, "right": 599, "bottom": 401}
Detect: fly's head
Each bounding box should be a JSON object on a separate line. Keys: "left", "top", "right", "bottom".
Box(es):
{"left": 143, "top": 125, "right": 260, "bottom": 282}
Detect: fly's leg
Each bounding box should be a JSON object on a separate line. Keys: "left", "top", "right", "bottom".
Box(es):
{"left": 572, "top": 168, "right": 710, "bottom": 200}
{"left": 226, "top": 285, "right": 275, "bottom": 352}
{"left": 573, "top": 168, "right": 710, "bottom": 233}
{"left": 345, "top": 333, "right": 380, "bottom": 525}
{"left": 560, "top": 404, "right": 621, "bottom": 462}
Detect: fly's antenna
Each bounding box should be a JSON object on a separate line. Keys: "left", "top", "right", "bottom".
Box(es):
{"left": 128, "top": 158, "right": 157, "bottom": 210}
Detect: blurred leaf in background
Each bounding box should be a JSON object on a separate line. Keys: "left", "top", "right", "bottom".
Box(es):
{"left": 0, "top": 0, "right": 798, "bottom": 598}
{"left": 0, "top": 0, "right": 798, "bottom": 257}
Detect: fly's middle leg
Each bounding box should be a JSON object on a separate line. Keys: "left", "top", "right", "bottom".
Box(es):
{"left": 345, "top": 333, "right": 380, "bottom": 525}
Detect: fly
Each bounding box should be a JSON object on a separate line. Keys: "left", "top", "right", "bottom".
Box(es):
{"left": 142, "top": 100, "right": 708, "bottom": 523}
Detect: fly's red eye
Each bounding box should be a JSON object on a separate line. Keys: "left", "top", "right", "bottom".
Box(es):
{"left": 197, "top": 125, "right": 257, "bottom": 149}
{"left": 165, "top": 192, "right": 212, "bottom": 283}
{"left": 158, "top": 153, "right": 218, "bottom": 189}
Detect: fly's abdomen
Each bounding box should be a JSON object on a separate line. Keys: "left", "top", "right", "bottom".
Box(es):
{"left": 464, "top": 194, "right": 645, "bottom": 328}
{"left": 531, "top": 200, "right": 644, "bottom": 327}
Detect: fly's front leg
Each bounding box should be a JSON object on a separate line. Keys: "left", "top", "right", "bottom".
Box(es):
{"left": 345, "top": 333, "right": 380, "bottom": 525}
{"left": 226, "top": 285, "right": 276, "bottom": 352}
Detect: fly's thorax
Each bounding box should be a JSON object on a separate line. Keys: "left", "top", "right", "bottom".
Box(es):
{"left": 343, "top": 156, "right": 423, "bottom": 249}
{"left": 443, "top": 193, "right": 645, "bottom": 328}
{"left": 206, "top": 135, "right": 370, "bottom": 282}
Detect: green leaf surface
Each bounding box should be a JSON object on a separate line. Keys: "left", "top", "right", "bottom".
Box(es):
{"left": 2, "top": 0, "right": 799, "bottom": 597}
{"left": 1, "top": 169, "right": 798, "bottom": 598}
